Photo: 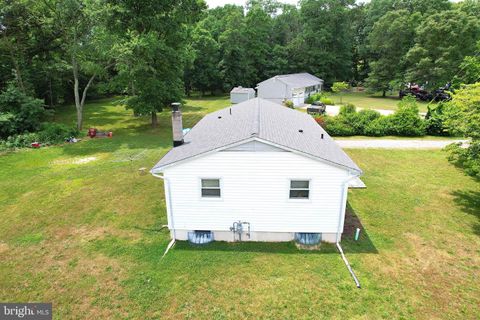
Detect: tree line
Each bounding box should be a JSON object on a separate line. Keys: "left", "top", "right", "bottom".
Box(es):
{"left": 1, "top": 0, "right": 479, "bottom": 131}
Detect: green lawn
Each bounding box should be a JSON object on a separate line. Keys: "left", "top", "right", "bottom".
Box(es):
{"left": 1, "top": 97, "right": 479, "bottom": 319}
{"left": 330, "top": 91, "right": 432, "bottom": 112}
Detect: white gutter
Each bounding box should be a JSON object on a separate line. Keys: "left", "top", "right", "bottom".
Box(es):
{"left": 336, "top": 173, "right": 361, "bottom": 243}
{"left": 151, "top": 172, "right": 176, "bottom": 257}
{"left": 336, "top": 172, "right": 362, "bottom": 288}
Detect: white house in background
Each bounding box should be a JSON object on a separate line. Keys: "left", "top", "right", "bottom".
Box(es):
{"left": 257, "top": 72, "right": 323, "bottom": 107}
{"left": 230, "top": 86, "right": 255, "bottom": 104}
{"left": 151, "top": 98, "right": 364, "bottom": 245}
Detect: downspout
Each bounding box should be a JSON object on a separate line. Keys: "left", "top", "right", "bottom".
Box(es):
{"left": 151, "top": 172, "right": 176, "bottom": 257}
{"left": 336, "top": 171, "right": 362, "bottom": 288}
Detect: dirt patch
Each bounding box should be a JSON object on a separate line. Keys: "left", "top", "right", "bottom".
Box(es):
{"left": 0, "top": 242, "right": 9, "bottom": 254}
{"left": 52, "top": 156, "right": 97, "bottom": 165}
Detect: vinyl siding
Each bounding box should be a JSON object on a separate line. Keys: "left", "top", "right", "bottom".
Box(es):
{"left": 257, "top": 78, "right": 290, "bottom": 101}
{"left": 163, "top": 150, "right": 349, "bottom": 234}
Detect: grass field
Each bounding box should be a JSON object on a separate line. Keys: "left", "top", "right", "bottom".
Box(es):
{"left": 1, "top": 97, "right": 479, "bottom": 319}
{"left": 330, "top": 91, "right": 431, "bottom": 112}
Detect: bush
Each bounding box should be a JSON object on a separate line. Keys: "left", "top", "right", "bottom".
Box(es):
{"left": 38, "top": 123, "right": 79, "bottom": 144}
{"left": 339, "top": 103, "right": 356, "bottom": 115}
{"left": 389, "top": 96, "right": 426, "bottom": 136}
{"left": 324, "top": 117, "right": 356, "bottom": 136}
{"left": 284, "top": 100, "right": 294, "bottom": 108}
{"left": 0, "top": 84, "right": 47, "bottom": 138}
{"left": 320, "top": 97, "right": 334, "bottom": 105}
{"left": 364, "top": 116, "right": 392, "bottom": 136}
{"left": 0, "top": 132, "right": 40, "bottom": 151}
{"left": 0, "top": 123, "right": 78, "bottom": 151}
{"left": 425, "top": 103, "right": 450, "bottom": 136}
{"left": 314, "top": 115, "right": 327, "bottom": 129}
{"left": 354, "top": 109, "right": 381, "bottom": 134}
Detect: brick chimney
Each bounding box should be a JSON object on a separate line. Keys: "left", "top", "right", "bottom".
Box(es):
{"left": 171, "top": 102, "right": 183, "bottom": 147}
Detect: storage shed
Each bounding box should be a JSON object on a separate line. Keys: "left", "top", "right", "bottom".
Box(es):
{"left": 230, "top": 86, "right": 255, "bottom": 104}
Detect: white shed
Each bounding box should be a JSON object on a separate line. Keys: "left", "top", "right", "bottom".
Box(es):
{"left": 151, "top": 98, "right": 364, "bottom": 245}
{"left": 257, "top": 73, "right": 323, "bottom": 107}
{"left": 230, "top": 86, "right": 255, "bottom": 104}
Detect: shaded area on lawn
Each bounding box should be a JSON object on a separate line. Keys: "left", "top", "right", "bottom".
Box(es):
{"left": 451, "top": 189, "right": 480, "bottom": 236}
{"left": 341, "top": 203, "right": 378, "bottom": 254}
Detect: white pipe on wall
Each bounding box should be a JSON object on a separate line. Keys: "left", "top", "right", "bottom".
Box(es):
{"left": 151, "top": 172, "right": 177, "bottom": 255}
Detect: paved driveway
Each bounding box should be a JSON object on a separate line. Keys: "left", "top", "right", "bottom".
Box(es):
{"left": 335, "top": 139, "right": 468, "bottom": 149}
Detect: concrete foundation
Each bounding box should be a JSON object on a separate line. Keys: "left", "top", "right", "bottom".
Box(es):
{"left": 172, "top": 229, "right": 340, "bottom": 243}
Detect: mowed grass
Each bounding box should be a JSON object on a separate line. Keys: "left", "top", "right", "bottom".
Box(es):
{"left": 330, "top": 91, "right": 431, "bottom": 112}
{"left": 0, "top": 97, "right": 479, "bottom": 319}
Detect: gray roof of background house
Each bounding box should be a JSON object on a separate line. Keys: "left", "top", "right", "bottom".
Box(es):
{"left": 230, "top": 86, "right": 255, "bottom": 94}
{"left": 152, "top": 98, "right": 361, "bottom": 172}
{"left": 258, "top": 73, "right": 324, "bottom": 89}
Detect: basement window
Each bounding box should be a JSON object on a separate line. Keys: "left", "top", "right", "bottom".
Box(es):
{"left": 201, "top": 179, "right": 221, "bottom": 198}
{"left": 289, "top": 180, "right": 310, "bottom": 199}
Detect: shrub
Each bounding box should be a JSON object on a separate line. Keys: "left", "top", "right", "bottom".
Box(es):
{"left": 320, "top": 97, "right": 334, "bottom": 105}
{"left": 0, "top": 84, "right": 47, "bottom": 138}
{"left": 314, "top": 116, "right": 327, "bottom": 129}
{"left": 324, "top": 117, "right": 356, "bottom": 136}
{"left": 284, "top": 100, "right": 294, "bottom": 108}
{"left": 389, "top": 96, "right": 426, "bottom": 136}
{"left": 0, "top": 132, "right": 40, "bottom": 150}
{"left": 354, "top": 109, "right": 381, "bottom": 134}
{"left": 38, "top": 123, "right": 79, "bottom": 144}
{"left": 339, "top": 103, "right": 356, "bottom": 116}
{"left": 364, "top": 116, "right": 392, "bottom": 136}
{"left": 425, "top": 103, "right": 451, "bottom": 136}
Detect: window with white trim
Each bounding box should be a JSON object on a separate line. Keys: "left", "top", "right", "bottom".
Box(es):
{"left": 289, "top": 180, "right": 310, "bottom": 199}
{"left": 201, "top": 179, "right": 221, "bottom": 198}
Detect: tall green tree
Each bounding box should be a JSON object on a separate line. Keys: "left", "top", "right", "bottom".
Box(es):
{"left": 365, "top": 10, "right": 420, "bottom": 95}
{"left": 218, "top": 10, "right": 249, "bottom": 90}
{"left": 406, "top": 9, "right": 480, "bottom": 88}
{"left": 244, "top": 5, "right": 272, "bottom": 86}
{"left": 444, "top": 83, "right": 480, "bottom": 178}
{"left": 52, "top": 0, "right": 115, "bottom": 130}
{"left": 187, "top": 27, "right": 221, "bottom": 95}
{"left": 299, "top": 0, "right": 355, "bottom": 84}
{"left": 107, "top": 0, "right": 205, "bottom": 127}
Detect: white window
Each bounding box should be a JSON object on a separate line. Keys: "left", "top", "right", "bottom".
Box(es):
{"left": 289, "top": 180, "right": 310, "bottom": 199}
{"left": 201, "top": 179, "right": 221, "bottom": 198}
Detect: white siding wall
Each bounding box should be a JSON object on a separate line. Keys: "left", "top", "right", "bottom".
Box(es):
{"left": 257, "top": 78, "right": 290, "bottom": 102}
{"left": 163, "top": 150, "right": 349, "bottom": 235}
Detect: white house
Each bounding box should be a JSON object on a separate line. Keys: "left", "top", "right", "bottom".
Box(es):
{"left": 230, "top": 86, "right": 255, "bottom": 104}
{"left": 151, "top": 98, "right": 364, "bottom": 245}
{"left": 257, "top": 73, "right": 323, "bottom": 107}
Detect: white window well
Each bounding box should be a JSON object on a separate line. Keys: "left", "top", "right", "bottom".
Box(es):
{"left": 201, "top": 179, "right": 221, "bottom": 198}
{"left": 289, "top": 180, "right": 310, "bottom": 199}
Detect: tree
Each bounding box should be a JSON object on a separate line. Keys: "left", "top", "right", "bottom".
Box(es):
{"left": 444, "top": 83, "right": 480, "bottom": 178}
{"left": 187, "top": 28, "right": 221, "bottom": 95}
{"left": 0, "top": 83, "right": 46, "bottom": 138}
{"left": 331, "top": 81, "right": 349, "bottom": 103}
{"left": 244, "top": 5, "right": 272, "bottom": 86}
{"left": 107, "top": 0, "right": 205, "bottom": 127}
{"left": 299, "top": 0, "right": 355, "bottom": 84}
{"left": 52, "top": 0, "right": 114, "bottom": 130}
{"left": 454, "top": 40, "right": 480, "bottom": 86}
{"left": 218, "top": 10, "right": 249, "bottom": 90}
{"left": 365, "top": 10, "right": 420, "bottom": 95}
{"left": 406, "top": 9, "right": 480, "bottom": 88}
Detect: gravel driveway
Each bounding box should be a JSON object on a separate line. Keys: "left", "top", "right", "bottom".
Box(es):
{"left": 335, "top": 139, "right": 468, "bottom": 149}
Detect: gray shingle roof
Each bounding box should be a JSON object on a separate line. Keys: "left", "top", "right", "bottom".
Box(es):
{"left": 230, "top": 86, "right": 255, "bottom": 94}
{"left": 152, "top": 98, "right": 361, "bottom": 173}
{"left": 258, "top": 73, "right": 323, "bottom": 89}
